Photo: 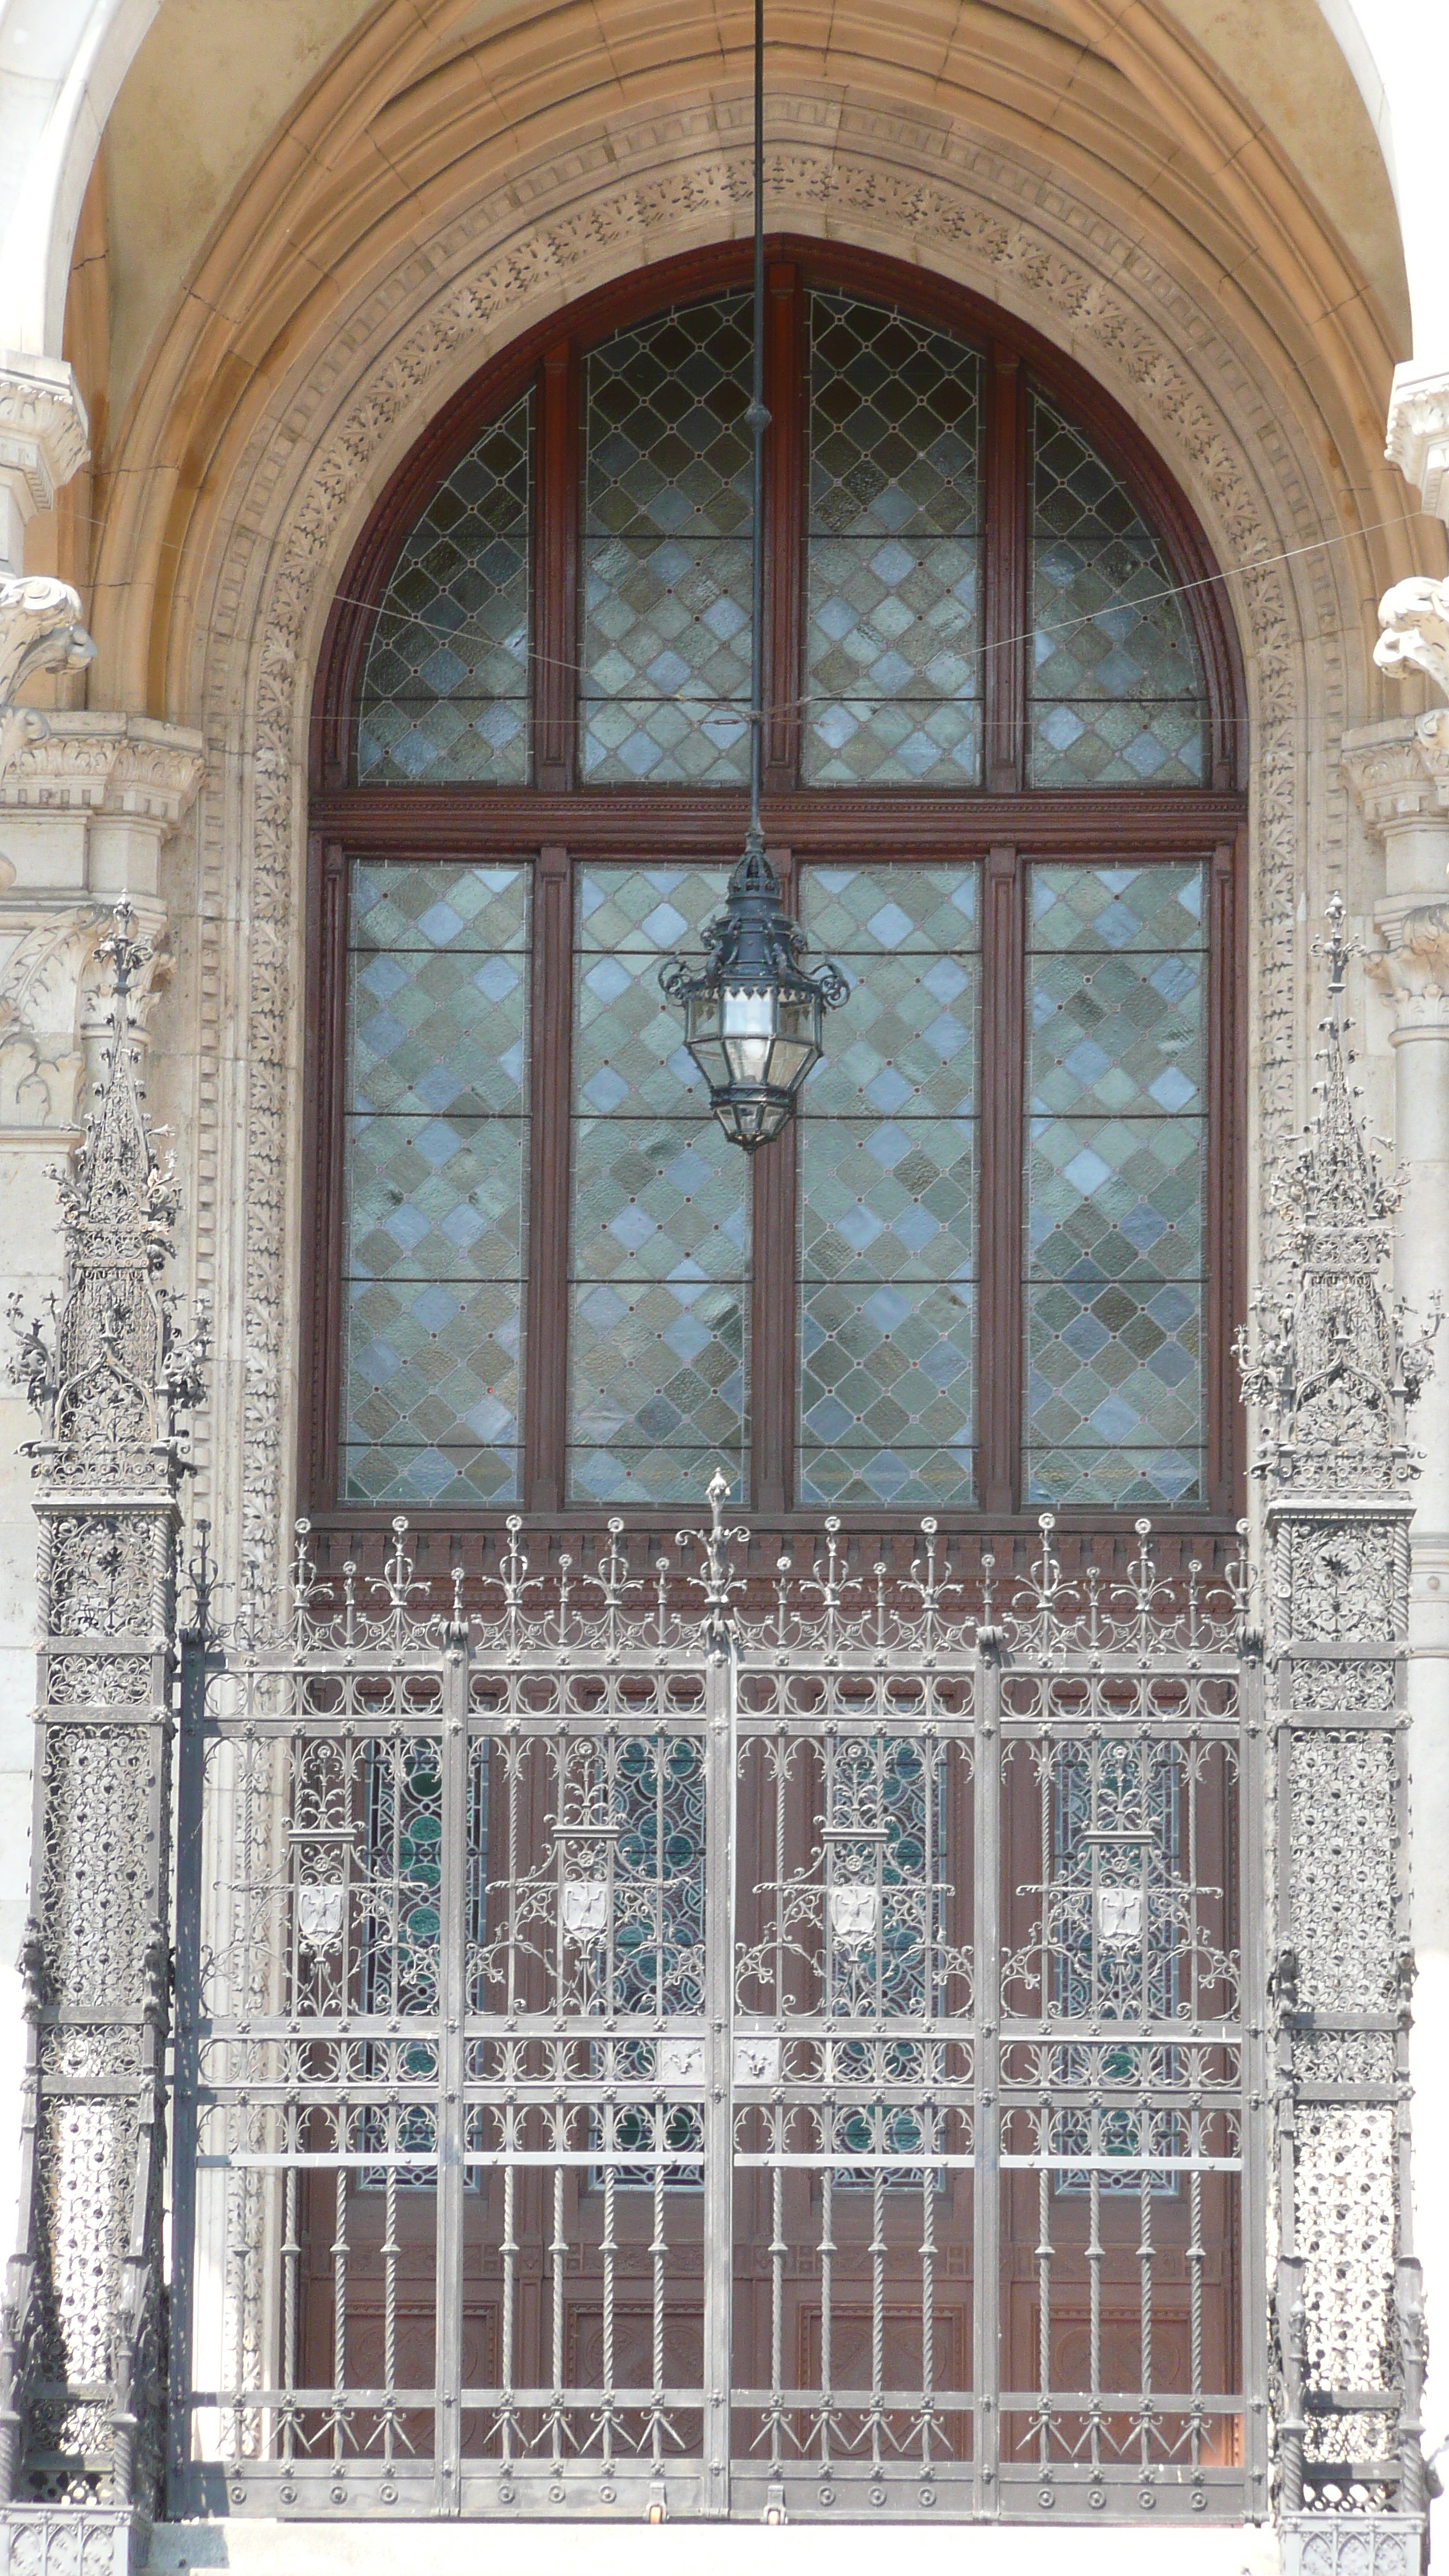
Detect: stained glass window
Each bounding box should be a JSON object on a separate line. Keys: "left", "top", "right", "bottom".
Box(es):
{"left": 1024, "top": 861, "right": 1207, "bottom": 1504}
{"left": 340, "top": 860, "right": 529, "bottom": 1502}
{"left": 332, "top": 259, "right": 1238, "bottom": 1528}
{"left": 1029, "top": 399, "right": 1206, "bottom": 786}
{"left": 569, "top": 867, "right": 749, "bottom": 1501}
{"left": 581, "top": 300, "right": 753, "bottom": 784}
{"left": 798, "top": 864, "right": 979, "bottom": 1504}
{"left": 355, "top": 397, "right": 530, "bottom": 783}
{"left": 806, "top": 296, "right": 982, "bottom": 786}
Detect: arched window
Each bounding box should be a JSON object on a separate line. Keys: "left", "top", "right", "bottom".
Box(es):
{"left": 309, "top": 245, "right": 1243, "bottom": 1533}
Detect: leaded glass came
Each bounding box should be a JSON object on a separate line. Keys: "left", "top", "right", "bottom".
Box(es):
{"left": 1024, "top": 860, "right": 1206, "bottom": 1504}
{"left": 355, "top": 397, "right": 531, "bottom": 783}
{"left": 798, "top": 864, "right": 979, "bottom": 1504}
{"left": 1029, "top": 399, "right": 1206, "bottom": 786}
{"left": 581, "top": 299, "right": 753, "bottom": 783}
{"left": 569, "top": 866, "right": 749, "bottom": 1500}
{"left": 805, "top": 296, "right": 982, "bottom": 786}
{"left": 340, "top": 860, "right": 529, "bottom": 1502}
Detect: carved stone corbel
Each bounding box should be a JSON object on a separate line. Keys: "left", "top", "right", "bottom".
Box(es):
{"left": 1375, "top": 578, "right": 1449, "bottom": 704}
{"left": 0, "top": 578, "right": 94, "bottom": 778}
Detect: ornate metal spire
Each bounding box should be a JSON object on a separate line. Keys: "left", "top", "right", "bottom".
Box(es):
{"left": 6, "top": 900, "right": 205, "bottom": 1491}
{"left": 1238, "top": 892, "right": 1439, "bottom": 1495}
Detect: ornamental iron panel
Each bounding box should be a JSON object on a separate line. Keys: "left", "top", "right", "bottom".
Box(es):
{"left": 168, "top": 1498, "right": 1265, "bottom": 2524}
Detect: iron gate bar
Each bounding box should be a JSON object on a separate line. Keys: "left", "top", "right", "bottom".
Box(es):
{"left": 170, "top": 1488, "right": 1260, "bottom": 2523}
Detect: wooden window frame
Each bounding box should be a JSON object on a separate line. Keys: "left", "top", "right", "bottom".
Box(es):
{"left": 303, "top": 238, "right": 1247, "bottom": 1550}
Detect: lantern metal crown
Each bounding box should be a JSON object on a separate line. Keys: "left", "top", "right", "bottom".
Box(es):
{"left": 657, "top": 0, "right": 847, "bottom": 1151}
{"left": 659, "top": 830, "right": 848, "bottom": 1150}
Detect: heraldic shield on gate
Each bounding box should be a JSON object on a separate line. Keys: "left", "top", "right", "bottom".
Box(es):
{"left": 0, "top": 898, "right": 1430, "bottom": 2565}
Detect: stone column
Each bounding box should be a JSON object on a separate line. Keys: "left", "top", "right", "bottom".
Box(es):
{"left": 1344, "top": 708, "right": 1449, "bottom": 2515}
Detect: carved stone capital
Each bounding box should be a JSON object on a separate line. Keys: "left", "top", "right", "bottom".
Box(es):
{"left": 1341, "top": 717, "right": 1449, "bottom": 832}
{"left": 0, "top": 712, "right": 204, "bottom": 824}
{"left": 0, "top": 896, "right": 172, "bottom": 1138}
{"left": 0, "top": 355, "right": 90, "bottom": 512}
{"left": 1367, "top": 900, "right": 1449, "bottom": 1036}
{"left": 1387, "top": 361, "right": 1449, "bottom": 522}
{"left": 1375, "top": 577, "right": 1449, "bottom": 704}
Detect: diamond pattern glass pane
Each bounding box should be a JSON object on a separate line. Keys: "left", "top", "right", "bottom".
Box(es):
{"left": 581, "top": 299, "right": 753, "bottom": 784}
{"left": 341, "top": 862, "right": 529, "bottom": 1502}
{"left": 798, "top": 865, "right": 979, "bottom": 1503}
{"left": 568, "top": 867, "right": 748, "bottom": 1500}
{"left": 805, "top": 296, "right": 982, "bottom": 786}
{"left": 1029, "top": 398, "right": 1206, "bottom": 786}
{"left": 356, "top": 399, "right": 530, "bottom": 784}
{"left": 1025, "top": 862, "right": 1206, "bottom": 1504}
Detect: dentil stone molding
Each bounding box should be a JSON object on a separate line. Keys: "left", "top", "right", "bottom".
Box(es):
{"left": 1386, "top": 362, "right": 1449, "bottom": 526}
{"left": 1375, "top": 577, "right": 1449, "bottom": 704}
{"left": 194, "top": 88, "right": 1336, "bottom": 1584}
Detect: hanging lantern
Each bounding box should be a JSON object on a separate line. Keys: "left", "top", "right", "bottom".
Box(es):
{"left": 660, "top": 832, "right": 848, "bottom": 1152}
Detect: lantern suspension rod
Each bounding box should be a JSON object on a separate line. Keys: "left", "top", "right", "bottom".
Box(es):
{"left": 748, "top": 0, "right": 767, "bottom": 851}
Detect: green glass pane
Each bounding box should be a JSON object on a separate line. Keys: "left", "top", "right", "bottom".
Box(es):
{"left": 806, "top": 296, "right": 981, "bottom": 786}
{"left": 1029, "top": 951, "right": 1204, "bottom": 1118}
{"left": 1029, "top": 396, "right": 1205, "bottom": 787}
{"left": 802, "top": 862, "right": 980, "bottom": 953}
{"left": 356, "top": 399, "right": 530, "bottom": 785}
{"left": 352, "top": 862, "right": 531, "bottom": 953}
{"left": 573, "top": 1121, "right": 747, "bottom": 1282}
{"left": 800, "top": 1119, "right": 975, "bottom": 1283}
{"left": 800, "top": 953, "right": 977, "bottom": 1119}
{"left": 1027, "top": 1117, "right": 1204, "bottom": 1282}
{"left": 575, "top": 868, "right": 731, "bottom": 1113}
{"left": 339, "top": 860, "right": 529, "bottom": 1502}
{"left": 341, "top": 1274, "right": 522, "bottom": 1506}
{"left": 1023, "top": 1444, "right": 1204, "bottom": 1507}
{"left": 348, "top": 950, "right": 526, "bottom": 1116}
{"left": 797, "top": 863, "right": 978, "bottom": 1503}
{"left": 800, "top": 1283, "right": 975, "bottom": 1506}
{"left": 1029, "top": 862, "right": 1206, "bottom": 954}
{"left": 582, "top": 297, "right": 752, "bottom": 784}
{"left": 1023, "top": 860, "right": 1206, "bottom": 1502}
{"left": 567, "top": 1279, "right": 746, "bottom": 1502}
{"left": 569, "top": 864, "right": 748, "bottom": 1497}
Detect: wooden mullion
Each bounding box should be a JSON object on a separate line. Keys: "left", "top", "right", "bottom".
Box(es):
{"left": 763, "top": 262, "right": 803, "bottom": 793}
{"left": 982, "top": 349, "right": 1027, "bottom": 796}
{"left": 533, "top": 342, "right": 578, "bottom": 791}
{"left": 301, "top": 836, "right": 350, "bottom": 1509}
{"left": 1204, "top": 835, "right": 1243, "bottom": 1514}
{"left": 751, "top": 846, "right": 796, "bottom": 1515}
{"left": 977, "top": 844, "right": 1023, "bottom": 1516}
{"left": 522, "top": 845, "right": 574, "bottom": 1512}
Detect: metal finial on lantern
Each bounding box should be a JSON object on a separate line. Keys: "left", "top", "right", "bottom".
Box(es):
{"left": 658, "top": 0, "right": 848, "bottom": 1149}
{"left": 659, "top": 828, "right": 847, "bottom": 1151}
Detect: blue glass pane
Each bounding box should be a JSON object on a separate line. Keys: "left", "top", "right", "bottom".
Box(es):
{"left": 581, "top": 299, "right": 753, "bottom": 784}
{"left": 567, "top": 865, "right": 748, "bottom": 1500}
{"left": 1024, "top": 862, "right": 1207, "bottom": 1503}
{"left": 806, "top": 296, "right": 982, "bottom": 786}
{"left": 798, "top": 864, "right": 979, "bottom": 1504}
{"left": 1029, "top": 399, "right": 1206, "bottom": 786}
{"left": 356, "top": 399, "right": 530, "bottom": 785}
{"left": 340, "top": 860, "right": 529, "bottom": 1502}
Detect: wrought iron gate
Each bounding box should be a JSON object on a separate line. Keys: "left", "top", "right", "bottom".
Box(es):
{"left": 170, "top": 1485, "right": 1263, "bottom": 2524}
